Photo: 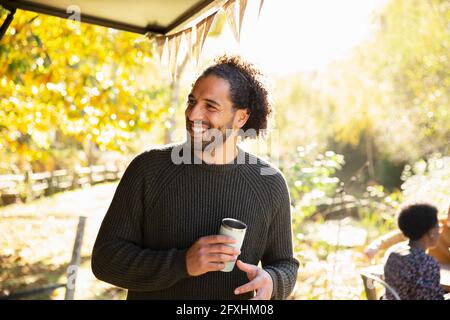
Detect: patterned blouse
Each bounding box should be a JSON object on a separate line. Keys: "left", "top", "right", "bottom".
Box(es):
{"left": 384, "top": 243, "right": 445, "bottom": 300}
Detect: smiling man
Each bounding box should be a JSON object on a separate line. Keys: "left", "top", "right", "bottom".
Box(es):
{"left": 92, "top": 56, "right": 299, "bottom": 300}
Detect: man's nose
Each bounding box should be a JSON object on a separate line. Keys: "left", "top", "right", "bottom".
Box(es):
{"left": 186, "top": 103, "right": 205, "bottom": 121}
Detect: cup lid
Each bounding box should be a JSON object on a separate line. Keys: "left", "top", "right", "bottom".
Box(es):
{"left": 221, "top": 218, "right": 247, "bottom": 230}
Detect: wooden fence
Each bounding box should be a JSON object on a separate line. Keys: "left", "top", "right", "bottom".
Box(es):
{"left": 0, "top": 164, "right": 126, "bottom": 206}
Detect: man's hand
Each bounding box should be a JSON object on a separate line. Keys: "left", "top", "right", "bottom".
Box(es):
{"left": 186, "top": 235, "right": 240, "bottom": 276}
{"left": 234, "top": 260, "right": 273, "bottom": 300}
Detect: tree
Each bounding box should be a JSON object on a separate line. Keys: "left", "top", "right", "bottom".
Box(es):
{"left": 330, "top": 0, "right": 450, "bottom": 162}
{"left": 0, "top": 8, "right": 171, "bottom": 169}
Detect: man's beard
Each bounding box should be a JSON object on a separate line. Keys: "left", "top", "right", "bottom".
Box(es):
{"left": 186, "top": 119, "right": 234, "bottom": 152}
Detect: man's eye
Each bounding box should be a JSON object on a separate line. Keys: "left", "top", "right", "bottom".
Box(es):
{"left": 207, "top": 105, "right": 217, "bottom": 111}
{"left": 187, "top": 99, "right": 195, "bottom": 107}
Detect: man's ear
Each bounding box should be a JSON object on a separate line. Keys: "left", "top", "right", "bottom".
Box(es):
{"left": 235, "top": 108, "right": 250, "bottom": 129}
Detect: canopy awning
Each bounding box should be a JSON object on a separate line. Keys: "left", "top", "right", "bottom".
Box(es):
{"left": 0, "top": 0, "right": 227, "bottom": 35}
{"left": 1, "top": 0, "right": 262, "bottom": 78}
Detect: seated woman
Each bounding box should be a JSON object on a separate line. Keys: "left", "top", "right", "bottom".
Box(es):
{"left": 384, "top": 203, "right": 444, "bottom": 300}
{"left": 365, "top": 205, "right": 450, "bottom": 264}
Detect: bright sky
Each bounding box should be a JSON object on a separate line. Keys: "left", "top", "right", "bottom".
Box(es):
{"left": 203, "top": 0, "right": 386, "bottom": 75}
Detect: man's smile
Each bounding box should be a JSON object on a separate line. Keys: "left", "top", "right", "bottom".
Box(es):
{"left": 188, "top": 122, "right": 211, "bottom": 139}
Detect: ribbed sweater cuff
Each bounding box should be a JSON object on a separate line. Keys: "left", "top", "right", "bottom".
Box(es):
{"left": 264, "top": 267, "right": 279, "bottom": 300}
{"left": 174, "top": 248, "right": 190, "bottom": 280}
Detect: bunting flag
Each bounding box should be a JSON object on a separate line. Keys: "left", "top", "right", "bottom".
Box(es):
{"left": 224, "top": 0, "right": 239, "bottom": 42}
{"left": 224, "top": 0, "right": 249, "bottom": 43}
{"left": 258, "top": 0, "right": 265, "bottom": 19}
{"left": 238, "top": 0, "right": 248, "bottom": 40}
{"left": 194, "top": 19, "right": 206, "bottom": 67}
{"left": 192, "top": 11, "right": 218, "bottom": 68}
{"left": 146, "top": 0, "right": 263, "bottom": 77}
{"left": 201, "top": 12, "right": 217, "bottom": 52}
{"left": 183, "top": 28, "right": 193, "bottom": 59}
{"left": 169, "top": 33, "right": 182, "bottom": 80}
{"left": 154, "top": 36, "right": 167, "bottom": 64}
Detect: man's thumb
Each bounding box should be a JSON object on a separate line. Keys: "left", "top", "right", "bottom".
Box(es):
{"left": 236, "top": 259, "right": 252, "bottom": 271}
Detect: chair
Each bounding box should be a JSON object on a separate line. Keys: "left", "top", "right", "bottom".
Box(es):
{"left": 360, "top": 269, "right": 401, "bottom": 300}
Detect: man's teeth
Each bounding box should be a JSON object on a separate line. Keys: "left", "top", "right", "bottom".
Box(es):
{"left": 192, "top": 127, "right": 207, "bottom": 133}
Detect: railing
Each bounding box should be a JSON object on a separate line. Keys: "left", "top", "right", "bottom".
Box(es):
{"left": 0, "top": 164, "right": 126, "bottom": 206}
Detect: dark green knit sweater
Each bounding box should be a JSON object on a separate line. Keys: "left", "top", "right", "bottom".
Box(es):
{"left": 91, "top": 142, "right": 299, "bottom": 300}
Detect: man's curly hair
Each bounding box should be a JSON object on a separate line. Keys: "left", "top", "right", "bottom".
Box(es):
{"left": 200, "top": 55, "right": 272, "bottom": 139}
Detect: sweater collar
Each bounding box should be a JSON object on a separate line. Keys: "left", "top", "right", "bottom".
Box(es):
{"left": 185, "top": 143, "right": 246, "bottom": 172}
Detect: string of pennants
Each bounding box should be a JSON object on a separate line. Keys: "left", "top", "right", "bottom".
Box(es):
{"left": 146, "top": 0, "right": 265, "bottom": 79}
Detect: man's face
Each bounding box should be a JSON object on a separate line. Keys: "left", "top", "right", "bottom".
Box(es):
{"left": 185, "top": 75, "right": 244, "bottom": 151}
